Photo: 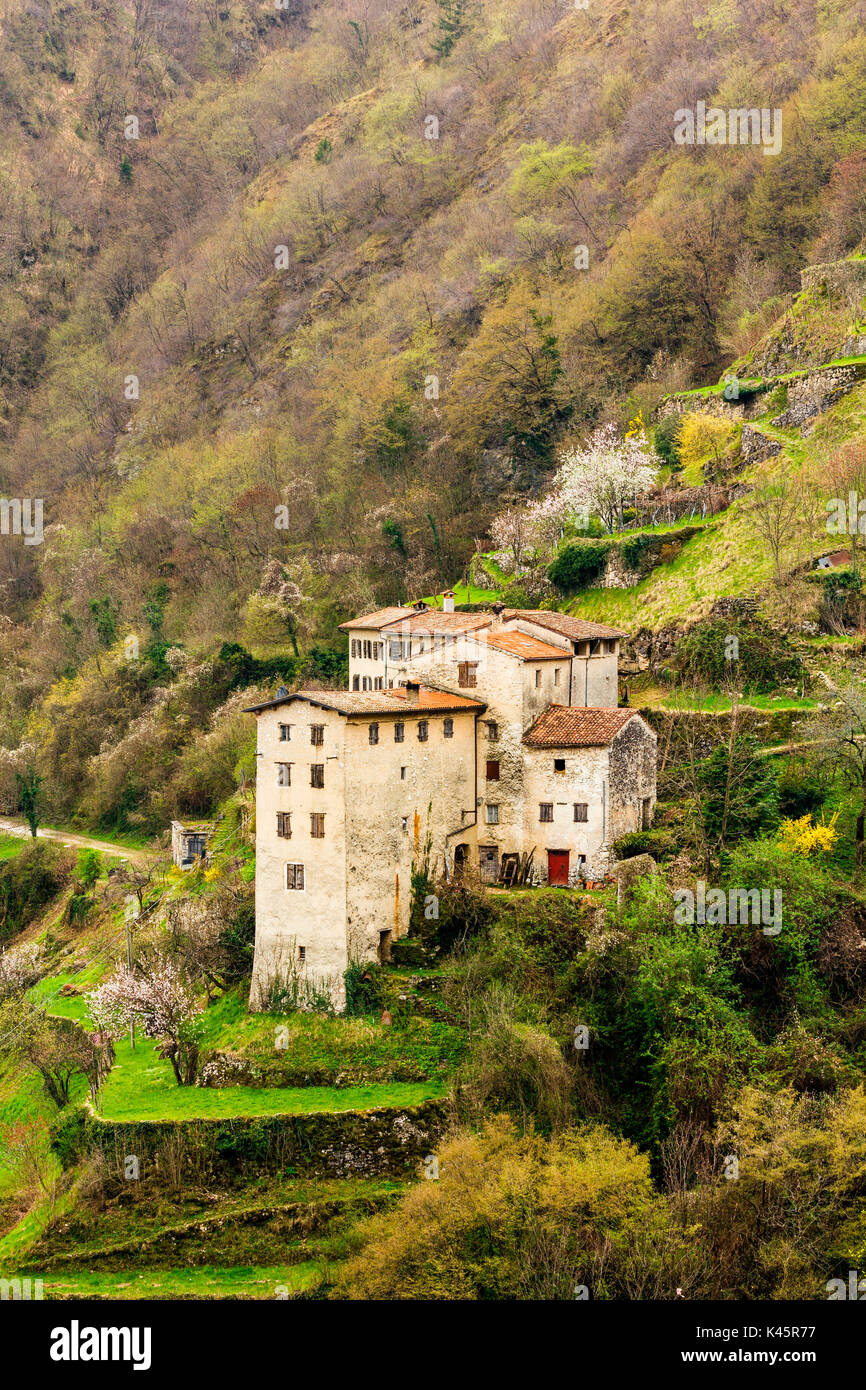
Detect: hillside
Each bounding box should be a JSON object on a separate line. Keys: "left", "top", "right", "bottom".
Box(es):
{"left": 1, "top": 0, "right": 866, "bottom": 1321}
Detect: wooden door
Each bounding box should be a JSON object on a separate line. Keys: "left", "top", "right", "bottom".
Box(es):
{"left": 547, "top": 850, "right": 570, "bottom": 886}
{"left": 479, "top": 845, "right": 499, "bottom": 883}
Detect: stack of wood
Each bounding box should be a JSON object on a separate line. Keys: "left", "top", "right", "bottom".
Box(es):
{"left": 497, "top": 848, "right": 535, "bottom": 887}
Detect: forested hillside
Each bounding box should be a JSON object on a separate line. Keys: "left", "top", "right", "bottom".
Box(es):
{"left": 0, "top": 0, "right": 864, "bottom": 829}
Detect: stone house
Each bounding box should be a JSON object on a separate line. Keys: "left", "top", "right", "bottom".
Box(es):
{"left": 171, "top": 820, "right": 214, "bottom": 869}
{"left": 245, "top": 598, "right": 656, "bottom": 1009}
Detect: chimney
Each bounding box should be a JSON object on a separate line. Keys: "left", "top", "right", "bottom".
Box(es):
{"left": 442, "top": 589, "right": 455, "bottom": 614}
{"left": 491, "top": 601, "right": 505, "bottom": 627}
{"left": 405, "top": 680, "right": 420, "bottom": 705}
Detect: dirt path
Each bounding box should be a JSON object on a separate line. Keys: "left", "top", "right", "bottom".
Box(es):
{"left": 0, "top": 817, "right": 148, "bottom": 864}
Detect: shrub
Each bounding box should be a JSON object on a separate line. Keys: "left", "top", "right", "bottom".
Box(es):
{"left": 548, "top": 541, "right": 610, "bottom": 593}
{"left": 0, "top": 841, "right": 74, "bottom": 945}
{"left": 337, "top": 1115, "right": 702, "bottom": 1300}
{"left": 777, "top": 768, "right": 826, "bottom": 818}
{"left": 620, "top": 534, "right": 654, "bottom": 571}
{"left": 653, "top": 415, "right": 682, "bottom": 468}
{"left": 344, "top": 961, "right": 387, "bottom": 1017}
{"left": 612, "top": 830, "right": 676, "bottom": 861}
{"left": 676, "top": 618, "right": 804, "bottom": 692}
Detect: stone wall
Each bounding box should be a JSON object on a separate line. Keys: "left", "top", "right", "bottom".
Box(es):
{"left": 52, "top": 1099, "right": 449, "bottom": 1181}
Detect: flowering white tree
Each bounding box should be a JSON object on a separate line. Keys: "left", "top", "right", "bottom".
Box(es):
{"left": 0, "top": 940, "right": 42, "bottom": 997}
{"left": 490, "top": 507, "right": 532, "bottom": 570}
{"left": 89, "top": 963, "right": 203, "bottom": 1085}
{"left": 525, "top": 492, "right": 571, "bottom": 553}
{"left": 490, "top": 492, "right": 572, "bottom": 571}
{"left": 554, "top": 424, "right": 657, "bottom": 532}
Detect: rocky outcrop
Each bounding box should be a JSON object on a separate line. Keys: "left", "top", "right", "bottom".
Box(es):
{"left": 739, "top": 425, "right": 782, "bottom": 466}
{"left": 770, "top": 366, "right": 861, "bottom": 434}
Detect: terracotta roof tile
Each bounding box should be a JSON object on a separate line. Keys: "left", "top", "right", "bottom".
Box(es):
{"left": 244, "top": 687, "right": 485, "bottom": 717}
{"left": 338, "top": 606, "right": 415, "bottom": 631}
{"left": 484, "top": 631, "right": 569, "bottom": 661}
{"left": 522, "top": 705, "right": 650, "bottom": 748}
{"left": 380, "top": 610, "right": 493, "bottom": 635}
{"left": 503, "top": 609, "right": 626, "bottom": 640}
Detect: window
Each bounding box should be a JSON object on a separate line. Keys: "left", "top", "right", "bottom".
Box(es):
{"left": 310, "top": 764, "right": 324, "bottom": 788}
{"left": 285, "top": 863, "right": 305, "bottom": 890}
{"left": 363, "top": 640, "right": 371, "bottom": 659}
{"left": 417, "top": 720, "right": 429, "bottom": 742}
{"left": 554, "top": 758, "right": 566, "bottom": 773}
{"left": 485, "top": 804, "right": 499, "bottom": 825}
{"left": 457, "top": 661, "right": 478, "bottom": 688}
{"left": 369, "top": 723, "right": 379, "bottom": 745}
{"left": 351, "top": 639, "right": 359, "bottom": 658}
{"left": 394, "top": 722, "right": 404, "bottom": 743}
{"left": 535, "top": 669, "right": 542, "bottom": 688}
{"left": 276, "top": 812, "right": 292, "bottom": 839}
{"left": 279, "top": 724, "right": 291, "bottom": 742}
{"left": 311, "top": 813, "right": 325, "bottom": 838}
{"left": 554, "top": 668, "right": 561, "bottom": 686}
{"left": 276, "top": 763, "right": 291, "bottom": 786}
{"left": 310, "top": 724, "right": 324, "bottom": 746}
{"left": 574, "top": 803, "right": 588, "bottom": 823}
{"left": 400, "top": 766, "right": 406, "bottom": 780}
{"left": 487, "top": 721, "right": 499, "bottom": 742}
{"left": 298, "top": 945, "right": 306, "bottom": 962}
{"left": 486, "top": 760, "right": 500, "bottom": 781}
{"left": 352, "top": 675, "right": 360, "bottom": 690}
{"left": 443, "top": 718, "right": 453, "bottom": 739}
{"left": 539, "top": 803, "right": 554, "bottom": 823}
{"left": 388, "top": 639, "right": 403, "bottom": 661}
{"left": 374, "top": 677, "right": 383, "bottom": 690}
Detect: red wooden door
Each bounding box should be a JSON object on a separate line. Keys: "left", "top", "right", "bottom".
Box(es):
{"left": 548, "top": 850, "right": 570, "bottom": 886}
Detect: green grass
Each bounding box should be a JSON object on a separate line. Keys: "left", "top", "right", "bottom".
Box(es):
{"left": 423, "top": 580, "right": 499, "bottom": 605}
{"left": 0, "top": 834, "right": 25, "bottom": 862}
{"left": 26, "top": 1261, "right": 323, "bottom": 1299}
{"left": 97, "top": 1024, "right": 446, "bottom": 1119}
{"left": 638, "top": 689, "right": 818, "bottom": 713}
{"left": 195, "top": 986, "right": 464, "bottom": 1083}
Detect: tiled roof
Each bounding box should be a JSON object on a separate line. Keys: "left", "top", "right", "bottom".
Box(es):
{"left": 380, "top": 610, "right": 494, "bottom": 635}
{"left": 244, "top": 687, "right": 485, "bottom": 717}
{"left": 503, "top": 609, "right": 626, "bottom": 641}
{"left": 522, "top": 705, "right": 649, "bottom": 748}
{"left": 338, "top": 606, "right": 415, "bottom": 631}
{"left": 484, "top": 631, "right": 568, "bottom": 661}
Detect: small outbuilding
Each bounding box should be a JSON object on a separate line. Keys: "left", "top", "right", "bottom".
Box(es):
{"left": 171, "top": 820, "right": 214, "bottom": 869}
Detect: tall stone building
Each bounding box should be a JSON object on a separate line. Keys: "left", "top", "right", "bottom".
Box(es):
{"left": 246, "top": 596, "right": 656, "bottom": 1010}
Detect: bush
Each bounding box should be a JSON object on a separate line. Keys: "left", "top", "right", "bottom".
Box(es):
{"left": 344, "top": 962, "right": 387, "bottom": 1017}
{"left": 777, "top": 768, "right": 826, "bottom": 818}
{"left": 613, "top": 830, "right": 676, "bottom": 861}
{"left": 620, "top": 534, "right": 654, "bottom": 572}
{"left": 676, "top": 618, "right": 804, "bottom": 692}
{"left": 653, "top": 415, "right": 682, "bottom": 469}
{"left": 548, "top": 541, "right": 610, "bottom": 594}
{"left": 337, "top": 1115, "right": 702, "bottom": 1300}
{"left": 0, "top": 841, "right": 74, "bottom": 944}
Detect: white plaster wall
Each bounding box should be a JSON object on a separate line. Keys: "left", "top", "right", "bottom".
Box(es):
{"left": 399, "top": 642, "right": 527, "bottom": 869}
{"left": 608, "top": 719, "right": 658, "bottom": 840}
{"left": 250, "top": 705, "right": 348, "bottom": 1009}
{"left": 343, "top": 711, "right": 478, "bottom": 957}
{"left": 522, "top": 745, "right": 611, "bottom": 881}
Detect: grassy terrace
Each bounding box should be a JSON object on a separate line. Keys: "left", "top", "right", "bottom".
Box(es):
{"left": 97, "top": 1061, "right": 445, "bottom": 1120}
{"left": 36, "top": 1262, "right": 322, "bottom": 1299}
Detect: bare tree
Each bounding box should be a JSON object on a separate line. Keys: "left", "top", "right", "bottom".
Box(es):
{"left": 744, "top": 472, "right": 801, "bottom": 584}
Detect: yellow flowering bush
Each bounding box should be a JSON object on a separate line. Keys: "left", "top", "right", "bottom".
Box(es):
{"left": 777, "top": 811, "right": 839, "bottom": 856}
